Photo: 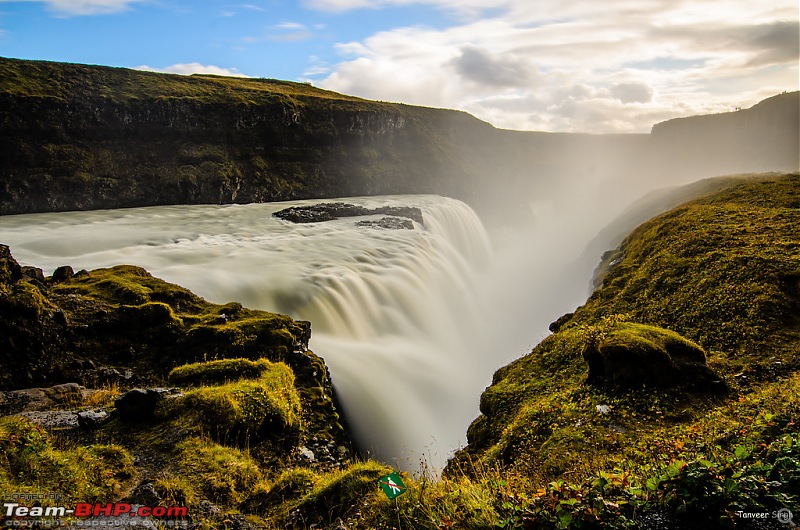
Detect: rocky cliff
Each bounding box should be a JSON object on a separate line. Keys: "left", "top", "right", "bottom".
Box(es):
{"left": 1, "top": 57, "right": 797, "bottom": 218}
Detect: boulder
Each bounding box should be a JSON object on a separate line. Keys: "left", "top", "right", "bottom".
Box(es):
{"left": 77, "top": 409, "right": 111, "bottom": 429}
{"left": 51, "top": 265, "right": 75, "bottom": 283}
{"left": 128, "top": 480, "right": 162, "bottom": 506}
{"left": 582, "top": 322, "right": 724, "bottom": 392}
{"left": 114, "top": 387, "right": 182, "bottom": 422}
{"left": 0, "top": 244, "right": 22, "bottom": 283}
{"left": 21, "top": 266, "right": 45, "bottom": 283}
{"left": 17, "top": 410, "right": 79, "bottom": 430}
{"left": 114, "top": 389, "right": 162, "bottom": 422}
{"left": 44, "top": 382, "right": 84, "bottom": 405}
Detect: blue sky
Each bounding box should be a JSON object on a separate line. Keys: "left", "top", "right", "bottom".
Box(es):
{"left": 0, "top": 0, "right": 797, "bottom": 132}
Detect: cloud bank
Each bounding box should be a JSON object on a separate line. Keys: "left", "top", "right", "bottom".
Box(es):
{"left": 314, "top": 0, "right": 799, "bottom": 132}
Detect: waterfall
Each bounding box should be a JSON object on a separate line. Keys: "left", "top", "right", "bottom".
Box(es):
{"left": 0, "top": 195, "right": 499, "bottom": 470}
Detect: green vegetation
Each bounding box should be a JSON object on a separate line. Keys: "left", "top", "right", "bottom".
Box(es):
{"left": 50, "top": 265, "right": 308, "bottom": 370}
{"left": 442, "top": 173, "right": 800, "bottom": 527}
{"left": 169, "top": 437, "right": 264, "bottom": 506}
{"left": 0, "top": 56, "right": 369, "bottom": 106}
{"left": 168, "top": 357, "right": 275, "bottom": 386}
{"left": 176, "top": 360, "right": 302, "bottom": 445}
{"left": 0, "top": 173, "right": 798, "bottom": 528}
{"left": 0, "top": 417, "right": 134, "bottom": 502}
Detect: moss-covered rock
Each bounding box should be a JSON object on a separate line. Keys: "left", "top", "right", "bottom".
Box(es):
{"left": 176, "top": 362, "right": 302, "bottom": 446}
{"left": 241, "top": 467, "right": 319, "bottom": 518}
{"left": 293, "top": 461, "right": 393, "bottom": 526}
{"left": 582, "top": 321, "right": 722, "bottom": 391}
{"left": 0, "top": 244, "right": 353, "bottom": 527}
{"left": 168, "top": 357, "right": 275, "bottom": 386}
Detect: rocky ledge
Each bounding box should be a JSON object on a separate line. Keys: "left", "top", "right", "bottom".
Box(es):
{"left": 0, "top": 240, "right": 353, "bottom": 459}
{"left": 273, "top": 202, "right": 424, "bottom": 225}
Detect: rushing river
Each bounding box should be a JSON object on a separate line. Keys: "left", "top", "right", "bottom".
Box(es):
{"left": 0, "top": 194, "right": 594, "bottom": 471}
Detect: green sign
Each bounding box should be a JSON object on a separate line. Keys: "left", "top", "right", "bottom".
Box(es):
{"left": 378, "top": 471, "right": 407, "bottom": 500}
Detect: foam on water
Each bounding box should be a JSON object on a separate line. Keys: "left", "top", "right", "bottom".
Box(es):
{"left": 0, "top": 195, "right": 501, "bottom": 470}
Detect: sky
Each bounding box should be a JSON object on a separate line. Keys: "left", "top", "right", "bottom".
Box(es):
{"left": 0, "top": 0, "right": 797, "bottom": 133}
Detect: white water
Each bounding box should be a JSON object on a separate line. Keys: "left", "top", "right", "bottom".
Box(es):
{"left": 4, "top": 195, "right": 560, "bottom": 470}
{"left": 0, "top": 193, "right": 605, "bottom": 470}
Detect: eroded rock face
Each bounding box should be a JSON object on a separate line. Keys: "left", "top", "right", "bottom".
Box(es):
{"left": 582, "top": 322, "right": 724, "bottom": 392}
{"left": 0, "top": 244, "right": 22, "bottom": 282}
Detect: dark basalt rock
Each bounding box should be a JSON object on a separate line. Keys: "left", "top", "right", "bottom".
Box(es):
{"left": 548, "top": 312, "right": 574, "bottom": 333}
{"left": 52, "top": 265, "right": 75, "bottom": 283}
{"left": 114, "top": 388, "right": 163, "bottom": 422}
{"left": 21, "top": 266, "right": 46, "bottom": 283}
{"left": 355, "top": 216, "right": 414, "bottom": 230}
{"left": 274, "top": 203, "right": 424, "bottom": 225}
{"left": 128, "top": 480, "right": 162, "bottom": 507}
{"left": 0, "top": 244, "right": 22, "bottom": 282}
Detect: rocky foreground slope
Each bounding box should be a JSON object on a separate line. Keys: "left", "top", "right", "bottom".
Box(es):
{"left": 1, "top": 173, "right": 798, "bottom": 529}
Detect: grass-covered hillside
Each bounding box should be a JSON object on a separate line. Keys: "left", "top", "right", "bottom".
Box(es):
{"left": 1, "top": 173, "right": 798, "bottom": 529}
{"left": 442, "top": 173, "right": 800, "bottom": 528}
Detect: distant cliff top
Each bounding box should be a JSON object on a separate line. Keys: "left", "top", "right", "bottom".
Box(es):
{"left": 651, "top": 91, "right": 799, "bottom": 135}
{"left": 0, "top": 56, "right": 796, "bottom": 217}
{"left": 0, "top": 56, "right": 370, "bottom": 105}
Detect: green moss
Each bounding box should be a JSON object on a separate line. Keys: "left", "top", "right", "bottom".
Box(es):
{"left": 176, "top": 363, "right": 302, "bottom": 445}
{"left": 0, "top": 417, "right": 134, "bottom": 501}
{"left": 168, "top": 357, "right": 274, "bottom": 386}
{"left": 582, "top": 174, "right": 800, "bottom": 358}
{"left": 294, "top": 461, "right": 393, "bottom": 524}
{"left": 241, "top": 468, "right": 318, "bottom": 517}
{"left": 171, "top": 437, "right": 263, "bottom": 506}
{"left": 0, "top": 57, "right": 371, "bottom": 106}
{"left": 52, "top": 265, "right": 205, "bottom": 310}
{"left": 51, "top": 264, "right": 309, "bottom": 374}
{"left": 0, "top": 280, "right": 53, "bottom": 319}
{"left": 154, "top": 475, "right": 198, "bottom": 507}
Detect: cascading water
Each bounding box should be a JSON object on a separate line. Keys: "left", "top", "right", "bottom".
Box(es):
{"left": 0, "top": 195, "right": 508, "bottom": 470}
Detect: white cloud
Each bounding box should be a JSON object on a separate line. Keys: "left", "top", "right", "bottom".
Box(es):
{"left": 135, "top": 63, "right": 248, "bottom": 77}
{"left": 449, "top": 46, "right": 540, "bottom": 88}
{"left": 610, "top": 83, "right": 653, "bottom": 104}
{"left": 315, "top": 0, "right": 799, "bottom": 132}
{"left": 275, "top": 21, "right": 306, "bottom": 30}
{"left": 0, "top": 0, "right": 142, "bottom": 16}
